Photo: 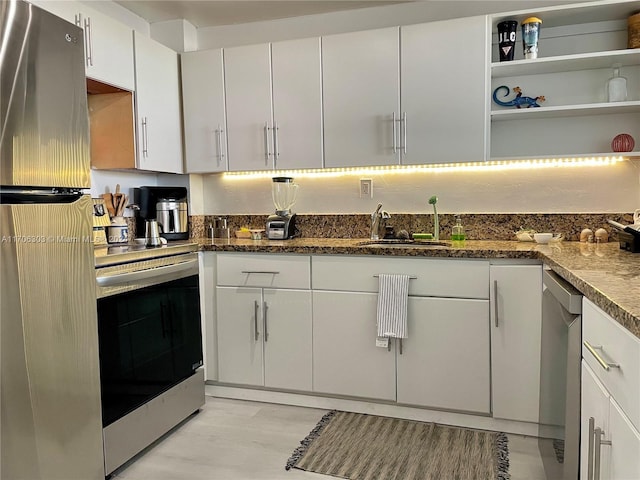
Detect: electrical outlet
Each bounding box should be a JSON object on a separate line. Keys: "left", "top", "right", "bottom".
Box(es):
{"left": 360, "top": 179, "right": 373, "bottom": 198}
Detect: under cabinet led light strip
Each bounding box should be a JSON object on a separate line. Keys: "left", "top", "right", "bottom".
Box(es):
{"left": 222, "top": 156, "right": 626, "bottom": 179}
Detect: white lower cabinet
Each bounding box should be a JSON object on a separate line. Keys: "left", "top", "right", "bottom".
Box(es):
{"left": 312, "top": 291, "right": 491, "bottom": 413}
{"left": 397, "top": 297, "right": 490, "bottom": 413}
{"left": 216, "top": 287, "right": 263, "bottom": 386}
{"left": 312, "top": 291, "right": 396, "bottom": 400}
{"left": 216, "top": 286, "right": 312, "bottom": 391}
{"left": 490, "top": 264, "right": 542, "bottom": 423}
{"left": 581, "top": 361, "right": 640, "bottom": 480}
{"left": 581, "top": 298, "right": 640, "bottom": 480}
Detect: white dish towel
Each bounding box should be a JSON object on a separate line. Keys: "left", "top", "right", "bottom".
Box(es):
{"left": 376, "top": 274, "right": 411, "bottom": 339}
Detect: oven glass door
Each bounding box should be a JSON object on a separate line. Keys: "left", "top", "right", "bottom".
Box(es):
{"left": 97, "top": 274, "right": 203, "bottom": 427}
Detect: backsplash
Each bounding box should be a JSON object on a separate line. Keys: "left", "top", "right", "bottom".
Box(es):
{"left": 189, "top": 213, "right": 635, "bottom": 241}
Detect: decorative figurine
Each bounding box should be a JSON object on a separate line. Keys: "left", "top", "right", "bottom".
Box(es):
{"left": 492, "top": 85, "right": 545, "bottom": 108}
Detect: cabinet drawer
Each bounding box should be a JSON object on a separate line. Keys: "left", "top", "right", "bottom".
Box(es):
{"left": 217, "top": 253, "right": 310, "bottom": 289}
{"left": 582, "top": 298, "right": 640, "bottom": 431}
{"left": 312, "top": 255, "right": 489, "bottom": 299}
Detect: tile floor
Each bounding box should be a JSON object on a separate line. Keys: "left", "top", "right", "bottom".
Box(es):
{"left": 112, "top": 396, "right": 547, "bottom": 480}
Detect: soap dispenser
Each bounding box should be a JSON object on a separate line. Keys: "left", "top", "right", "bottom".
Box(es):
{"left": 452, "top": 216, "right": 465, "bottom": 241}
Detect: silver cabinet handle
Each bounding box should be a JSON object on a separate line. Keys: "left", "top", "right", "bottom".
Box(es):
{"left": 584, "top": 341, "right": 621, "bottom": 371}
{"left": 254, "top": 300, "right": 259, "bottom": 341}
{"left": 273, "top": 121, "right": 279, "bottom": 162}
{"left": 594, "top": 426, "right": 611, "bottom": 480}
{"left": 587, "top": 417, "right": 595, "bottom": 480}
{"left": 141, "top": 117, "right": 149, "bottom": 157}
{"left": 83, "top": 17, "right": 93, "bottom": 66}
{"left": 241, "top": 270, "right": 280, "bottom": 275}
{"left": 493, "top": 280, "right": 499, "bottom": 327}
{"left": 392, "top": 112, "right": 397, "bottom": 154}
{"left": 264, "top": 122, "right": 272, "bottom": 165}
{"left": 74, "top": 13, "right": 81, "bottom": 27}
{"left": 263, "top": 301, "right": 269, "bottom": 342}
{"left": 215, "top": 125, "right": 225, "bottom": 165}
{"left": 402, "top": 112, "right": 407, "bottom": 154}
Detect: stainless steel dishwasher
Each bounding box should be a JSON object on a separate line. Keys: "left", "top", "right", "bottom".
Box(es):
{"left": 538, "top": 269, "right": 583, "bottom": 480}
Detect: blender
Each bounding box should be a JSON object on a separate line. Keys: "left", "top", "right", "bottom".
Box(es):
{"left": 266, "top": 177, "right": 299, "bottom": 239}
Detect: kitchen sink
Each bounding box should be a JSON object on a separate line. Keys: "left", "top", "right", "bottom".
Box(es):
{"left": 358, "top": 239, "right": 451, "bottom": 248}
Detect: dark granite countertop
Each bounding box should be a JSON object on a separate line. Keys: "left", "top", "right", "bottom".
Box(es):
{"left": 195, "top": 237, "right": 640, "bottom": 339}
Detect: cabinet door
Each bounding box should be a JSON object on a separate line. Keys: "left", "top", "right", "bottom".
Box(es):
{"left": 397, "top": 297, "right": 490, "bottom": 413}
{"left": 609, "top": 399, "right": 640, "bottom": 480}
{"left": 263, "top": 289, "right": 312, "bottom": 391}
{"left": 322, "top": 27, "right": 400, "bottom": 167}
{"left": 271, "top": 37, "right": 323, "bottom": 170}
{"left": 312, "top": 291, "right": 395, "bottom": 400}
{"left": 31, "top": 1, "right": 134, "bottom": 91}
{"left": 580, "top": 362, "right": 610, "bottom": 480}
{"left": 401, "top": 17, "right": 487, "bottom": 164}
{"left": 30, "top": 1, "right": 78, "bottom": 24}
{"left": 224, "top": 43, "right": 273, "bottom": 171}
{"left": 133, "top": 32, "right": 183, "bottom": 174}
{"left": 490, "top": 264, "right": 542, "bottom": 422}
{"left": 81, "top": 3, "right": 135, "bottom": 91}
{"left": 181, "top": 49, "right": 227, "bottom": 173}
{"left": 216, "top": 287, "right": 263, "bottom": 386}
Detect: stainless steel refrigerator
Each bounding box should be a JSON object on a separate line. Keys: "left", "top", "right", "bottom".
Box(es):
{"left": 1, "top": 1, "right": 104, "bottom": 478}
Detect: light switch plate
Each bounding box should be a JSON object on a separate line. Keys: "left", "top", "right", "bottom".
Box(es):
{"left": 360, "top": 178, "right": 373, "bottom": 198}
{"left": 375, "top": 337, "right": 389, "bottom": 348}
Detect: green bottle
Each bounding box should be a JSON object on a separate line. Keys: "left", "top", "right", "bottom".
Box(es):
{"left": 451, "top": 216, "right": 465, "bottom": 241}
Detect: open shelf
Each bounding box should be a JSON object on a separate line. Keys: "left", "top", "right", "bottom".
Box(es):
{"left": 491, "top": 101, "right": 640, "bottom": 121}
{"left": 489, "top": 152, "right": 639, "bottom": 162}
{"left": 491, "top": 49, "right": 640, "bottom": 78}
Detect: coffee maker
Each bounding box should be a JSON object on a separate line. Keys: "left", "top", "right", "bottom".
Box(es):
{"left": 266, "top": 177, "right": 298, "bottom": 240}
{"left": 133, "top": 186, "right": 189, "bottom": 241}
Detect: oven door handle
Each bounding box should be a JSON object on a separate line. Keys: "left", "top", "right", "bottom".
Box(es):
{"left": 96, "top": 259, "right": 198, "bottom": 287}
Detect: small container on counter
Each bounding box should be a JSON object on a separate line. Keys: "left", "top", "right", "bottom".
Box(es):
{"left": 594, "top": 228, "right": 609, "bottom": 243}
{"left": 580, "top": 228, "right": 593, "bottom": 243}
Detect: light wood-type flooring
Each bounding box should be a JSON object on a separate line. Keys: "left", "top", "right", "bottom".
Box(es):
{"left": 112, "top": 396, "right": 547, "bottom": 480}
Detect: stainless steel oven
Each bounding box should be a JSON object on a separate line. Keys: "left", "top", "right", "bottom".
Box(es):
{"left": 95, "top": 244, "right": 204, "bottom": 475}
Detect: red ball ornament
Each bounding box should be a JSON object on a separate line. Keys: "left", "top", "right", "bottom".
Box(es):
{"left": 611, "top": 133, "right": 635, "bottom": 152}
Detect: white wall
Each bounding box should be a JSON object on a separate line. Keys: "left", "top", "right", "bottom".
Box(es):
{"left": 196, "top": 0, "right": 582, "bottom": 49}
{"left": 90, "top": 170, "right": 189, "bottom": 216}
{"left": 199, "top": 160, "right": 640, "bottom": 215}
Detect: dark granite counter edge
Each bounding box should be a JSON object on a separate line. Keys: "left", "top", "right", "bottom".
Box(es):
{"left": 194, "top": 238, "right": 639, "bottom": 340}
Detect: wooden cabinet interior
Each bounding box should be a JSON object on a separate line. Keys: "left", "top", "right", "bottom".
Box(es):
{"left": 87, "top": 80, "right": 136, "bottom": 170}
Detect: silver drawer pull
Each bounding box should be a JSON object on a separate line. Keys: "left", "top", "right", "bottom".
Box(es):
{"left": 584, "top": 341, "right": 620, "bottom": 371}
{"left": 594, "top": 426, "right": 611, "bottom": 480}
{"left": 241, "top": 270, "right": 280, "bottom": 275}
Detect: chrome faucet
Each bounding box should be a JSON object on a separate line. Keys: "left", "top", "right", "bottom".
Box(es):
{"left": 370, "top": 203, "right": 391, "bottom": 240}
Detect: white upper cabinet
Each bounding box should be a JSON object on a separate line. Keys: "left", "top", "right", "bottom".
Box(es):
{"left": 222, "top": 43, "right": 273, "bottom": 172}
{"left": 181, "top": 49, "right": 227, "bottom": 173}
{"left": 401, "top": 17, "right": 487, "bottom": 164}
{"left": 32, "top": 0, "right": 134, "bottom": 91}
{"left": 133, "top": 32, "right": 183, "bottom": 174}
{"left": 270, "top": 37, "right": 323, "bottom": 170}
{"left": 224, "top": 39, "right": 323, "bottom": 171}
{"left": 322, "top": 27, "right": 401, "bottom": 167}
